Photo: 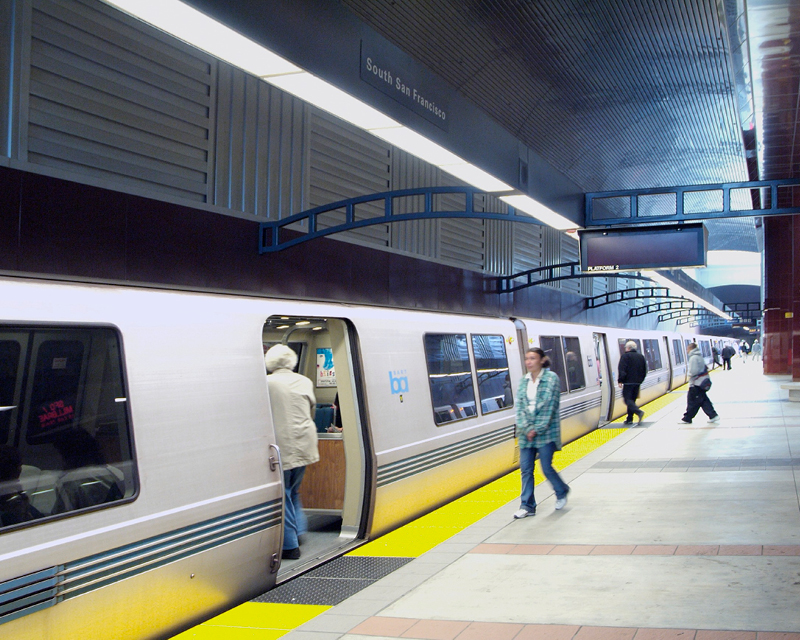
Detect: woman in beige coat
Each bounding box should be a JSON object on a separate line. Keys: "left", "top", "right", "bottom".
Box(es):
{"left": 265, "top": 344, "right": 319, "bottom": 559}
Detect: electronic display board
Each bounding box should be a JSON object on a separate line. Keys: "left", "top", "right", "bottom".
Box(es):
{"left": 578, "top": 223, "right": 707, "bottom": 273}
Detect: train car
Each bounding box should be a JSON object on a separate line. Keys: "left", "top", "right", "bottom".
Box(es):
{"left": 0, "top": 275, "right": 710, "bottom": 639}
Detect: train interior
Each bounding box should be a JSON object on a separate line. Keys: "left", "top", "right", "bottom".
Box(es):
{"left": 262, "top": 315, "right": 367, "bottom": 580}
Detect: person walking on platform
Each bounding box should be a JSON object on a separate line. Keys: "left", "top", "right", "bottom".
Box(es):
{"left": 751, "top": 339, "right": 762, "bottom": 361}
{"left": 680, "top": 342, "right": 719, "bottom": 424}
{"left": 740, "top": 341, "right": 750, "bottom": 362}
{"left": 618, "top": 340, "right": 647, "bottom": 425}
{"left": 265, "top": 344, "right": 319, "bottom": 560}
{"left": 513, "top": 347, "right": 570, "bottom": 519}
{"left": 721, "top": 344, "right": 735, "bottom": 370}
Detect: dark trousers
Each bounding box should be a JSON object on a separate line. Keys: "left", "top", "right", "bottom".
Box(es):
{"left": 683, "top": 385, "right": 717, "bottom": 422}
{"left": 722, "top": 357, "right": 732, "bottom": 370}
{"left": 622, "top": 383, "right": 641, "bottom": 422}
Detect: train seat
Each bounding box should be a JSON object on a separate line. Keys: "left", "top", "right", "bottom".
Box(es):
{"left": 314, "top": 404, "right": 335, "bottom": 432}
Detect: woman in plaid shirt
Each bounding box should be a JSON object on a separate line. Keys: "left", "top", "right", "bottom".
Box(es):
{"left": 513, "top": 347, "right": 570, "bottom": 519}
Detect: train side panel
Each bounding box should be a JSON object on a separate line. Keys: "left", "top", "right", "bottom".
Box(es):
{"left": 0, "top": 280, "right": 282, "bottom": 639}
{"left": 352, "top": 311, "right": 520, "bottom": 536}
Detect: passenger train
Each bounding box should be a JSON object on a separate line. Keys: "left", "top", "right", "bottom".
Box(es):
{"left": 0, "top": 275, "right": 736, "bottom": 639}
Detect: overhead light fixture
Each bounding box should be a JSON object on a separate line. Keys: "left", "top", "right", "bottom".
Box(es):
{"left": 103, "top": 1, "right": 579, "bottom": 218}
{"left": 645, "top": 271, "right": 732, "bottom": 320}
{"left": 264, "top": 72, "right": 401, "bottom": 130}
{"left": 499, "top": 195, "right": 577, "bottom": 230}
{"left": 103, "top": 0, "right": 301, "bottom": 77}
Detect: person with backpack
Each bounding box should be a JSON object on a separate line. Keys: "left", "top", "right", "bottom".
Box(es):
{"left": 679, "top": 343, "right": 719, "bottom": 425}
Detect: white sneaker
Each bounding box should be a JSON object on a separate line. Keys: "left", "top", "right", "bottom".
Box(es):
{"left": 708, "top": 415, "right": 720, "bottom": 423}
{"left": 513, "top": 508, "right": 534, "bottom": 519}
{"left": 554, "top": 496, "right": 568, "bottom": 510}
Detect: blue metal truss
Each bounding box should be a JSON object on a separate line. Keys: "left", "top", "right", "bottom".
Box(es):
{"left": 259, "top": 186, "right": 547, "bottom": 253}
{"left": 585, "top": 178, "right": 800, "bottom": 227}
{"left": 495, "top": 262, "right": 653, "bottom": 293}
{"left": 586, "top": 286, "right": 676, "bottom": 309}
{"left": 631, "top": 300, "right": 701, "bottom": 318}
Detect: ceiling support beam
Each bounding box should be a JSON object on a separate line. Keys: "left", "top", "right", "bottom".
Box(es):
{"left": 585, "top": 178, "right": 800, "bottom": 227}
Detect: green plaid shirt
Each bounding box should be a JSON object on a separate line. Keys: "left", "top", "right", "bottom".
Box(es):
{"left": 515, "top": 369, "right": 562, "bottom": 450}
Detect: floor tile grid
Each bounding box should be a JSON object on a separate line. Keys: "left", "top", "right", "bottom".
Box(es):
{"left": 468, "top": 543, "right": 800, "bottom": 556}
{"left": 346, "top": 618, "right": 800, "bottom": 640}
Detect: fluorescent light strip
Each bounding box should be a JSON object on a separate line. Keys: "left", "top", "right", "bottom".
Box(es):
{"left": 104, "top": 0, "right": 301, "bottom": 77}
{"left": 499, "top": 195, "right": 576, "bottom": 230}
{"left": 645, "top": 272, "right": 732, "bottom": 320}
{"left": 105, "top": 1, "right": 590, "bottom": 212}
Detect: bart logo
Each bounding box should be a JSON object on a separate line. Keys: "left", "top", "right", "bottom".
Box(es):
{"left": 389, "top": 370, "right": 409, "bottom": 395}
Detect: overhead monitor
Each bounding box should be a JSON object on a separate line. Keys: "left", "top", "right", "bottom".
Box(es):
{"left": 578, "top": 223, "right": 707, "bottom": 273}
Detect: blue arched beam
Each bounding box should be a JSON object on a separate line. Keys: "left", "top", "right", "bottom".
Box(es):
{"left": 495, "top": 262, "right": 654, "bottom": 294}
{"left": 258, "top": 186, "right": 551, "bottom": 253}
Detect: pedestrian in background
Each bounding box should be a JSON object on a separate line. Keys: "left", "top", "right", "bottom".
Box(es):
{"left": 721, "top": 344, "right": 735, "bottom": 370}
{"left": 617, "top": 340, "right": 647, "bottom": 425}
{"left": 513, "top": 347, "right": 570, "bottom": 519}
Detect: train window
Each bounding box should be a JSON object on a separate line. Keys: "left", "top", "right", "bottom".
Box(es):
{"left": 672, "top": 339, "right": 685, "bottom": 365}
{"left": 561, "top": 337, "right": 585, "bottom": 392}
{"left": 471, "top": 334, "right": 513, "bottom": 414}
{"left": 700, "top": 341, "right": 711, "bottom": 358}
{"left": 539, "top": 337, "right": 568, "bottom": 394}
{"left": 617, "top": 338, "right": 642, "bottom": 357}
{"left": 642, "top": 339, "right": 663, "bottom": 371}
{"left": 0, "top": 327, "right": 135, "bottom": 532}
{"left": 0, "top": 339, "right": 22, "bottom": 445}
{"left": 424, "top": 334, "right": 477, "bottom": 425}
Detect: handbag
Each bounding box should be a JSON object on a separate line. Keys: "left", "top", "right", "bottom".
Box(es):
{"left": 697, "top": 364, "right": 712, "bottom": 391}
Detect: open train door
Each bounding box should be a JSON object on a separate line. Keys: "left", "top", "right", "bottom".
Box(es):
{"left": 593, "top": 332, "right": 614, "bottom": 424}
{"left": 263, "top": 315, "right": 370, "bottom": 582}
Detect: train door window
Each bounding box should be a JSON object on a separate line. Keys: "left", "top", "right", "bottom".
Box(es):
{"left": 561, "top": 337, "right": 585, "bottom": 392}
{"left": 700, "top": 341, "right": 711, "bottom": 358}
{"left": 471, "top": 334, "right": 513, "bottom": 414}
{"left": 424, "top": 334, "right": 477, "bottom": 425}
{"left": 642, "top": 339, "right": 663, "bottom": 371}
{"left": 0, "top": 326, "right": 135, "bottom": 531}
{"left": 617, "top": 338, "right": 642, "bottom": 357}
{"left": 672, "top": 339, "right": 685, "bottom": 365}
{"left": 539, "top": 336, "right": 568, "bottom": 394}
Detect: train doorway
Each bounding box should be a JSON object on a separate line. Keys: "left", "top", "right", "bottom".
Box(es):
{"left": 593, "top": 332, "right": 614, "bottom": 424}
{"left": 662, "top": 336, "right": 674, "bottom": 389}
{"left": 262, "top": 315, "right": 369, "bottom": 581}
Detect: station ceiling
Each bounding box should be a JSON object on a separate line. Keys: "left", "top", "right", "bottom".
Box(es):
{"left": 339, "top": 0, "right": 800, "bottom": 254}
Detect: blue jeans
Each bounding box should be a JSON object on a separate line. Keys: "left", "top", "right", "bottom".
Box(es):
{"left": 519, "top": 441, "right": 569, "bottom": 513}
{"left": 283, "top": 466, "right": 307, "bottom": 550}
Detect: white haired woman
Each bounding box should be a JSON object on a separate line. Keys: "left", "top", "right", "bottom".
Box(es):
{"left": 265, "top": 344, "right": 319, "bottom": 560}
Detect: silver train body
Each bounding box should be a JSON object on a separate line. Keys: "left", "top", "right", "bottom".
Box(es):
{"left": 0, "top": 277, "right": 736, "bottom": 639}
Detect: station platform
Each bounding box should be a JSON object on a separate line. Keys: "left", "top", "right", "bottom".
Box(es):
{"left": 175, "top": 358, "right": 800, "bottom": 640}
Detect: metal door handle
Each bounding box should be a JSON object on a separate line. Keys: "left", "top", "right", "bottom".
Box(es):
{"left": 269, "top": 443, "right": 282, "bottom": 472}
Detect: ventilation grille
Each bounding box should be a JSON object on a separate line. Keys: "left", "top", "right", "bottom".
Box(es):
{"left": 28, "top": 0, "right": 214, "bottom": 201}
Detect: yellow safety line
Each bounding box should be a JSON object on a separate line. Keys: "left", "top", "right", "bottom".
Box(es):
{"left": 172, "top": 380, "right": 695, "bottom": 637}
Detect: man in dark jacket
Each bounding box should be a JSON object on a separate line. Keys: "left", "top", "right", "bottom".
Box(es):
{"left": 721, "top": 345, "right": 735, "bottom": 370}
{"left": 618, "top": 340, "right": 647, "bottom": 425}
